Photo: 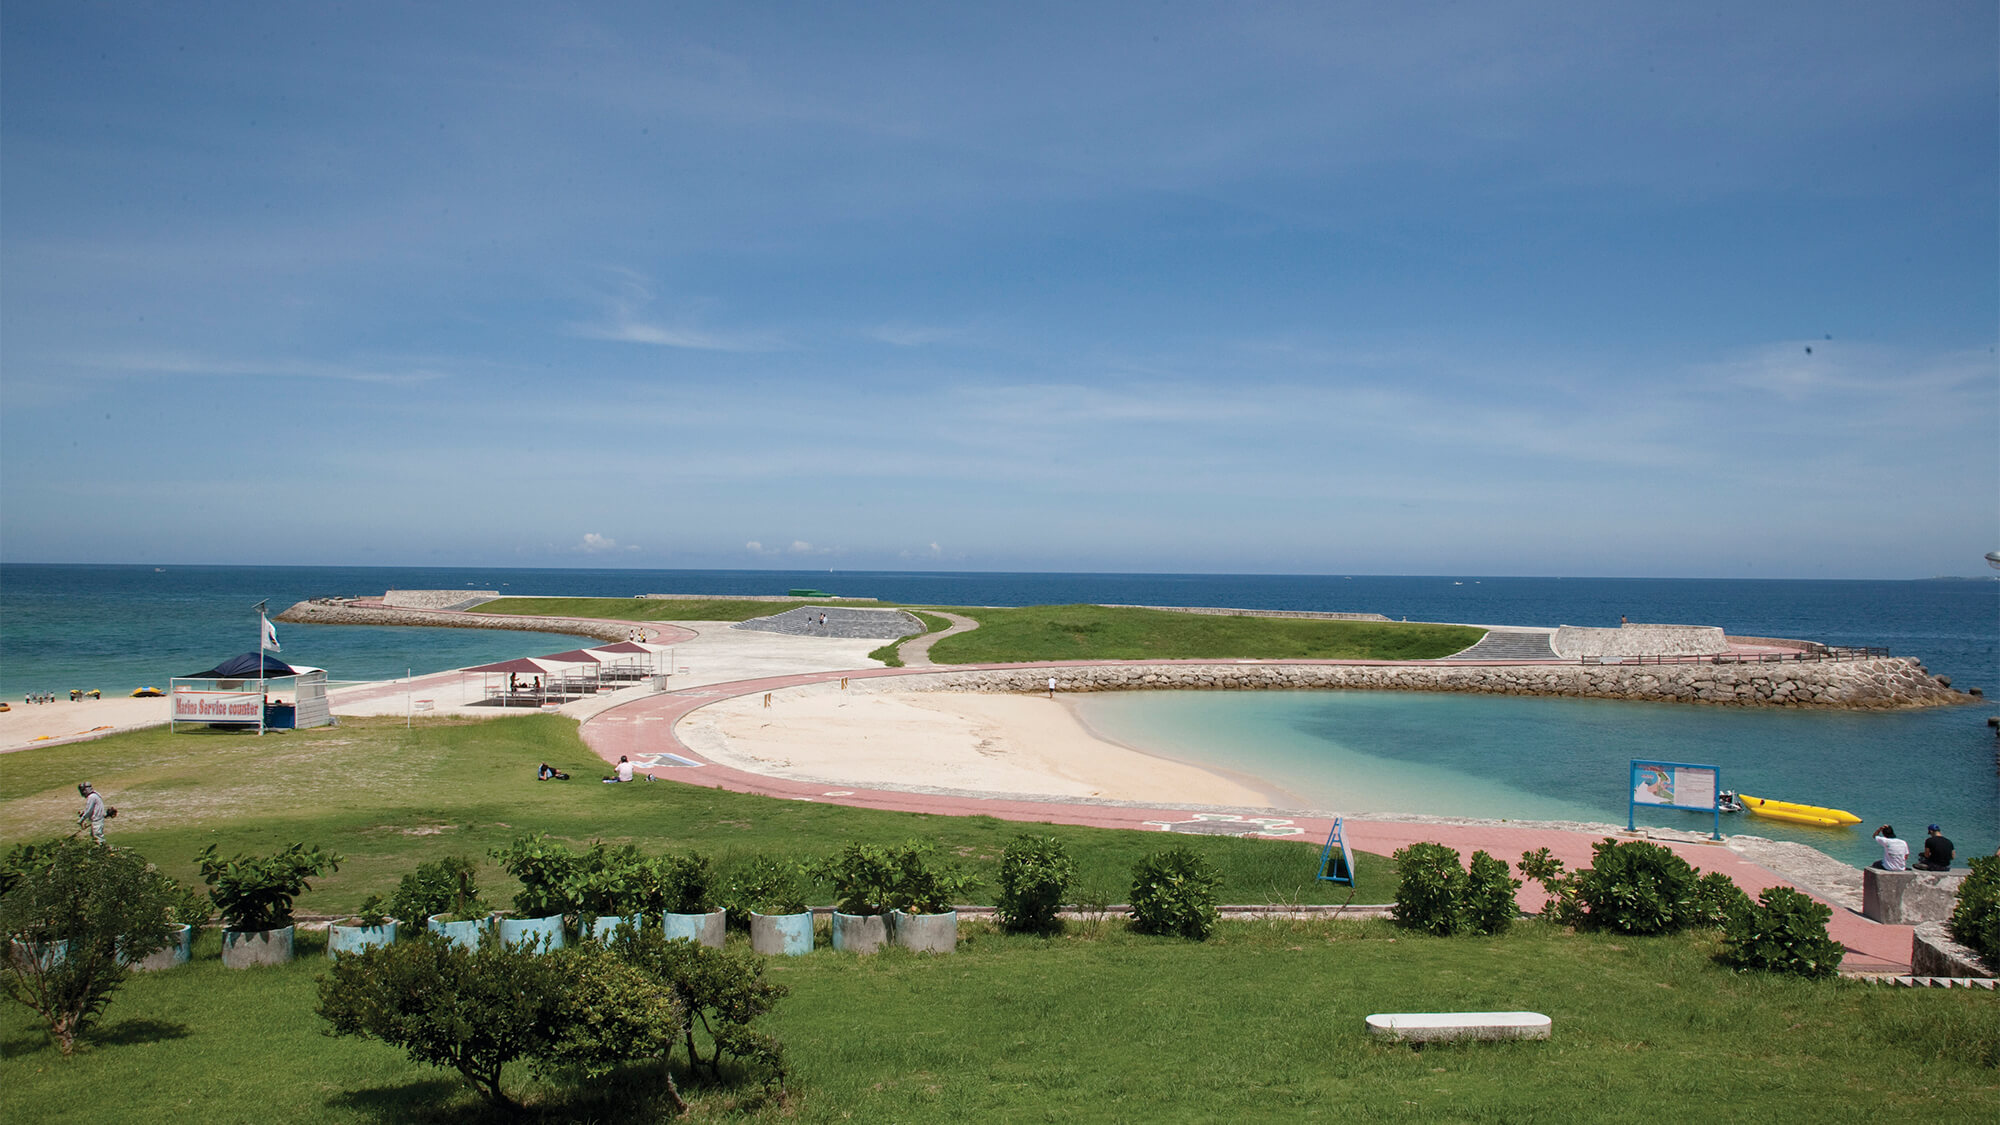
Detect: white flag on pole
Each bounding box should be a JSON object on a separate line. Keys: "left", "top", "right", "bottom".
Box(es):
{"left": 262, "top": 614, "right": 281, "bottom": 652}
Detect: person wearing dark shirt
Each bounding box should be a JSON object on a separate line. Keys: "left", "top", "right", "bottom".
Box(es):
{"left": 1914, "top": 824, "right": 1954, "bottom": 871}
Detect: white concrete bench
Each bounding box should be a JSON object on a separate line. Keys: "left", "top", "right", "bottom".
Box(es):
{"left": 1366, "top": 1011, "right": 1551, "bottom": 1043}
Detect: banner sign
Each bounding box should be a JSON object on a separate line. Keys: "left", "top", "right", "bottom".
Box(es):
{"left": 1628, "top": 759, "right": 1723, "bottom": 839}
{"left": 173, "top": 689, "right": 263, "bottom": 723}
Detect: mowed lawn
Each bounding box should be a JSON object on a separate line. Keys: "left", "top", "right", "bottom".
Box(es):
{"left": 4, "top": 716, "right": 1996, "bottom": 1122}
{"left": 927, "top": 604, "right": 1486, "bottom": 664}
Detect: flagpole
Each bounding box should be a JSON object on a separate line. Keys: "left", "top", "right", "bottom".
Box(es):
{"left": 255, "top": 600, "right": 268, "bottom": 736}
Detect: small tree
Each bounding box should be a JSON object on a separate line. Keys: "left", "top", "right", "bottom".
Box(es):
{"left": 491, "top": 834, "right": 579, "bottom": 918}
{"left": 570, "top": 841, "right": 653, "bottom": 919}
{"left": 885, "top": 840, "right": 978, "bottom": 915}
{"left": 605, "top": 925, "right": 789, "bottom": 1089}
{"left": 0, "top": 839, "right": 179, "bottom": 1054}
{"left": 996, "top": 834, "right": 1076, "bottom": 935}
{"left": 1129, "top": 846, "right": 1221, "bottom": 941}
{"left": 317, "top": 931, "right": 560, "bottom": 1108}
{"left": 812, "top": 842, "right": 899, "bottom": 916}
{"left": 537, "top": 943, "right": 688, "bottom": 1113}
{"left": 654, "top": 852, "right": 716, "bottom": 915}
{"left": 1719, "top": 886, "right": 1844, "bottom": 978}
{"left": 1391, "top": 842, "right": 1466, "bottom": 936}
{"left": 1947, "top": 855, "right": 2000, "bottom": 966}
{"left": 198, "top": 842, "right": 340, "bottom": 932}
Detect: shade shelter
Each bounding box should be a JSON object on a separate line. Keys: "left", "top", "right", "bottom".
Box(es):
{"left": 170, "top": 653, "right": 331, "bottom": 732}
{"left": 463, "top": 656, "right": 575, "bottom": 708}
{"left": 582, "top": 643, "right": 657, "bottom": 683}
{"left": 537, "top": 649, "right": 609, "bottom": 695}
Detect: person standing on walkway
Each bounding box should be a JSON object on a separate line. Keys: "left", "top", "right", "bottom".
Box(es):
{"left": 1914, "top": 824, "right": 1954, "bottom": 871}
{"left": 76, "top": 782, "right": 106, "bottom": 843}
{"left": 1048, "top": 676, "right": 1056, "bottom": 699}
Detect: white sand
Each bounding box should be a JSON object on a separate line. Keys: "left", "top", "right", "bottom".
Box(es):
{"left": 0, "top": 696, "right": 170, "bottom": 753}
{"left": 678, "top": 685, "right": 1286, "bottom": 806}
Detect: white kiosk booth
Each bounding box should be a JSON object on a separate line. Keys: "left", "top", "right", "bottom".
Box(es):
{"left": 171, "top": 652, "right": 331, "bottom": 733}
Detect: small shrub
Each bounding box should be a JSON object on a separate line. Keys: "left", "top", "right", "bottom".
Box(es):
{"left": 1692, "top": 871, "right": 1753, "bottom": 929}
{"left": 1391, "top": 842, "right": 1466, "bottom": 936}
{"left": 198, "top": 842, "right": 341, "bottom": 932}
{"left": 1129, "top": 846, "right": 1221, "bottom": 941}
{"left": 885, "top": 840, "right": 978, "bottom": 915}
{"left": 570, "top": 842, "right": 653, "bottom": 918}
{"left": 604, "top": 924, "right": 789, "bottom": 1089}
{"left": 1517, "top": 847, "right": 1582, "bottom": 926}
{"left": 996, "top": 834, "right": 1076, "bottom": 935}
{"left": 812, "top": 842, "right": 898, "bottom": 916}
{"left": 0, "top": 839, "right": 180, "bottom": 1054}
{"left": 722, "top": 855, "right": 809, "bottom": 928}
{"left": 1461, "top": 850, "right": 1521, "bottom": 936}
{"left": 653, "top": 852, "right": 715, "bottom": 915}
{"left": 491, "top": 834, "right": 579, "bottom": 918}
{"left": 1947, "top": 855, "right": 2000, "bottom": 966}
{"left": 1719, "top": 885, "right": 1844, "bottom": 978}
{"left": 537, "top": 943, "right": 688, "bottom": 1112}
{"left": 1569, "top": 838, "right": 1703, "bottom": 935}
{"left": 387, "top": 855, "right": 486, "bottom": 928}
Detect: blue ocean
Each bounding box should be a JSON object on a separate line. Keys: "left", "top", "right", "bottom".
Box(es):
{"left": 3, "top": 565, "right": 1993, "bottom": 864}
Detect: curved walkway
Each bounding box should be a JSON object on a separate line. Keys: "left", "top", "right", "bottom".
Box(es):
{"left": 897, "top": 611, "right": 979, "bottom": 667}
{"left": 579, "top": 662, "right": 1917, "bottom": 975}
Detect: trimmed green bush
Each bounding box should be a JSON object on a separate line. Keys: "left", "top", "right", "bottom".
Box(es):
{"left": 491, "top": 834, "right": 579, "bottom": 917}
{"left": 198, "top": 842, "right": 341, "bottom": 932}
{"left": 1719, "top": 886, "right": 1844, "bottom": 978}
{"left": 1461, "top": 850, "right": 1521, "bottom": 936}
{"left": 721, "top": 854, "right": 809, "bottom": 928}
{"left": 1129, "top": 847, "right": 1221, "bottom": 941}
{"left": 1391, "top": 842, "right": 1467, "bottom": 936}
{"left": 653, "top": 852, "right": 715, "bottom": 915}
{"left": 386, "top": 855, "right": 485, "bottom": 927}
{"left": 602, "top": 923, "right": 789, "bottom": 1089}
{"left": 1568, "top": 838, "right": 1705, "bottom": 935}
{"left": 996, "top": 834, "right": 1076, "bottom": 935}
{"left": 812, "top": 842, "right": 898, "bottom": 916}
{"left": 1947, "top": 855, "right": 2000, "bottom": 966}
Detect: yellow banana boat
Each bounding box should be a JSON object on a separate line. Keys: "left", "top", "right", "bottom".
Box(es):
{"left": 1738, "top": 794, "right": 1860, "bottom": 828}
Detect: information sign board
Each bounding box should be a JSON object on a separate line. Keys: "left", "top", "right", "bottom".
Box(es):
{"left": 1627, "top": 759, "right": 1723, "bottom": 839}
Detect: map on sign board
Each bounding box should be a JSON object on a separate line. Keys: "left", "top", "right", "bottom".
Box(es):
{"left": 1630, "top": 761, "right": 1718, "bottom": 812}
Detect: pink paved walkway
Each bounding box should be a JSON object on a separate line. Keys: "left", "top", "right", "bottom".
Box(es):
{"left": 580, "top": 662, "right": 1917, "bottom": 974}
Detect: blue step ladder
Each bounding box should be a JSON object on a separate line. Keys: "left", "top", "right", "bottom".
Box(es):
{"left": 1316, "top": 817, "right": 1355, "bottom": 885}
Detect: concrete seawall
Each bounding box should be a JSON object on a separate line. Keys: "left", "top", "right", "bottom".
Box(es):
{"left": 863, "top": 658, "right": 1973, "bottom": 710}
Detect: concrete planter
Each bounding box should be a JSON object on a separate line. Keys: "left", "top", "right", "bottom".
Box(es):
{"left": 891, "top": 910, "right": 959, "bottom": 954}
{"left": 9, "top": 939, "right": 68, "bottom": 971}
{"left": 831, "top": 911, "right": 888, "bottom": 954}
{"left": 327, "top": 920, "right": 397, "bottom": 958}
{"left": 428, "top": 914, "right": 489, "bottom": 951}
{"left": 590, "top": 913, "right": 646, "bottom": 942}
{"left": 132, "top": 924, "right": 195, "bottom": 970}
{"left": 663, "top": 909, "right": 726, "bottom": 949}
{"left": 496, "top": 914, "right": 566, "bottom": 952}
{"left": 222, "top": 926, "right": 294, "bottom": 968}
{"left": 749, "top": 911, "right": 814, "bottom": 956}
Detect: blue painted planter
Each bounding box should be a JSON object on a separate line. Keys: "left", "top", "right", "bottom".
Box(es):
{"left": 891, "top": 910, "right": 958, "bottom": 954}
{"left": 132, "top": 924, "right": 195, "bottom": 970}
{"left": 222, "top": 926, "right": 294, "bottom": 968}
{"left": 662, "top": 909, "right": 726, "bottom": 948}
{"left": 496, "top": 914, "right": 566, "bottom": 952}
{"left": 327, "top": 920, "right": 398, "bottom": 958}
{"left": 428, "top": 914, "right": 489, "bottom": 951}
{"left": 589, "top": 914, "right": 645, "bottom": 943}
{"left": 830, "top": 911, "right": 888, "bottom": 954}
{"left": 749, "top": 911, "right": 813, "bottom": 956}
{"left": 10, "top": 938, "right": 68, "bottom": 971}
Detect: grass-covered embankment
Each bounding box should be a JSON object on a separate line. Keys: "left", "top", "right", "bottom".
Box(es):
{"left": 0, "top": 715, "right": 1388, "bottom": 916}
{"left": 926, "top": 604, "right": 1485, "bottom": 664}
{"left": 470, "top": 595, "right": 873, "bottom": 622}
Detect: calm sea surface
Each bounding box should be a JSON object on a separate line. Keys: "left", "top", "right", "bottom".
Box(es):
{"left": 3, "top": 565, "right": 1993, "bottom": 864}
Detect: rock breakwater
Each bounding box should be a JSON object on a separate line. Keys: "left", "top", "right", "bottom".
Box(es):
{"left": 273, "top": 600, "right": 631, "bottom": 644}
{"left": 868, "top": 657, "right": 1972, "bottom": 710}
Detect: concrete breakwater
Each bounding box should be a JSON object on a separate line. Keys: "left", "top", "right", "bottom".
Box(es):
{"left": 867, "top": 658, "right": 1973, "bottom": 710}
{"left": 274, "top": 600, "right": 632, "bottom": 645}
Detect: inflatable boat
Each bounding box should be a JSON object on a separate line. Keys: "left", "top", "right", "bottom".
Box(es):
{"left": 1737, "top": 794, "right": 1860, "bottom": 828}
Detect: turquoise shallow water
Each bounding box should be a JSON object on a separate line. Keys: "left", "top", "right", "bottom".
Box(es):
{"left": 1075, "top": 690, "right": 1998, "bottom": 868}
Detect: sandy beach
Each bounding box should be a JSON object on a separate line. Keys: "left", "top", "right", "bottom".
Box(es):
{"left": 0, "top": 696, "right": 169, "bottom": 752}
{"left": 677, "top": 684, "right": 1288, "bottom": 806}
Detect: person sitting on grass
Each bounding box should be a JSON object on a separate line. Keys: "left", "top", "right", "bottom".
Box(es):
{"left": 603, "top": 756, "right": 635, "bottom": 783}
{"left": 537, "top": 762, "right": 570, "bottom": 781}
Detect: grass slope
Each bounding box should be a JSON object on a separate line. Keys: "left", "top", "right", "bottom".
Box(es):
{"left": 0, "top": 716, "right": 1388, "bottom": 915}
{"left": 470, "top": 596, "right": 874, "bottom": 622}
{"left": 929, "top": 605, "right": 1485, "bottom": 664}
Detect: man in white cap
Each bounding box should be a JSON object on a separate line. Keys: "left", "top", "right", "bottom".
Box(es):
{"left": 76, "top": 782, "right": 106, "bottom": 843}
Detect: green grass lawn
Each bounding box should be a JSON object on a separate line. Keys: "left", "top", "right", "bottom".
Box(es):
{"left": 8, "top": 716, "right": 1994, "bottom": 1122}
{"left": 4, "top": 918, "right": 1994, "bottom": 1123}
{"left": 926, "top": 605, "right": 1485, "bottom": 664}
{"left": 0, "top": 715, "right": 1388, "bottom": 918}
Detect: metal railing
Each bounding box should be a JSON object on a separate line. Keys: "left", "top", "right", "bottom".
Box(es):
{"left": 1579, "top": 647, "right": 1889, "bottom": 666}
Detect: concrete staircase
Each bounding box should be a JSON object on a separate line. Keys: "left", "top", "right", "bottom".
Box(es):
{"left": 1450, "top": 630, "right": 1560, "bottom": 661}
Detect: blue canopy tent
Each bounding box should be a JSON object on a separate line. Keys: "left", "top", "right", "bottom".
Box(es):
{"left": 170, "top": 652, "right": 330, "bottom": 732}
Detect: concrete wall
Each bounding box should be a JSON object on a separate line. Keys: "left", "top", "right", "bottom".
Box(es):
{"left": 383, "top": 589, "right": 500, "bottom": 610}
{"left": 1863, "top": 868, "right": 1968, "bottom": 924}
{"left": 1551, "top": 624, "right": 1730, "bottom": 659}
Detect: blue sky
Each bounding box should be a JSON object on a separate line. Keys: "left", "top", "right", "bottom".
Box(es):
{"left": 3, "top": 2, "right": 1993, "bottom": 578}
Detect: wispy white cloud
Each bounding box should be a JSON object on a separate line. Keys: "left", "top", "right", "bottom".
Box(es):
{"left": 67, "top": 351, "right": 449, "bottom": 385}
{"left": 577, "top": 532, "right": 620, "bottom": 553}
{"left": 567, "top": 269, "right": 781, "bottom": 351}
